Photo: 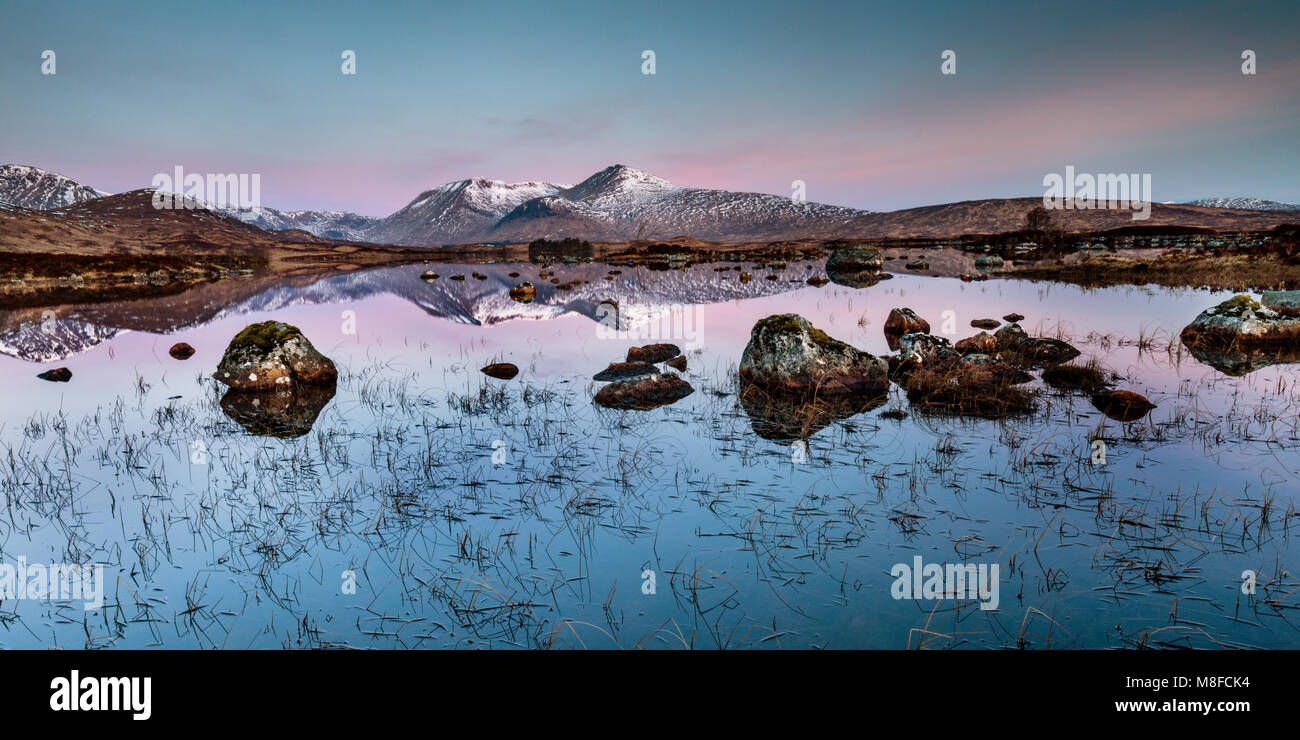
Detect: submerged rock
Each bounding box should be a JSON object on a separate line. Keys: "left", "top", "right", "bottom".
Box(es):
{"left": 884, "top": 308, "right": 930, "bottom": 337}
{"left": 37, "top": 367, "right": 72, "bottom": 383}
{"left": 593, "top": 372, "right": 694, "bottom": 410}
{"left": 220, "top": 379, "right": 337, "bottom": 438}
{"left": 1042, "top": 363, "right": 1111, "bottom": 392}
{"left": 1090, "top": 390, "right": 1156, "bottom": 422}
{"left": 626, "top": 343, "right": 681, "bottom": 364}
{"left": 739, "top": 314, "right": 889, "bottom": 397}
{"left": 903, "top": 365, "right": 1038, "bottom": 417}
{"left": 738, "top": 382, "right": 886, "bottom": 442}
{"left": 825, "top": 245, "right": 886, "bottom": 288}
{"left": 169, "top": 342, "right": 195, "bottom": 360}
{"left": 481, "top": 362, "right": 519, "bottom": 380}
{"left": 993, "top": 324, "right": 1081, "bottom": 366}
{"left": 214, "top": 321, "right": 337, "bottom": 392}
{"left": 593, "top": 361, "right": 659, "bottom": 381}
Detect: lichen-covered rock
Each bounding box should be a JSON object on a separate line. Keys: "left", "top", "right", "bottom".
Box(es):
{"left": 740, "top": 314, "right": 889, "bottom": 397}
{"left": 626, "top": 343, "right": 681, "bottom": 364}
{"left": 593, "top": 372, "right": 694, "bottom": 410}
{"left": 214, "top": 321, "right": 337, "bottom": 392}
{"left": 1180, "top": 294, "right": 1300, "bottom": 349}
{"left": 1262, "top": 290, "right": 1300, "bottom": 317}
{"left": 825, "top": 245, "right": 886, "bottom": 288}
{"left": 884, "top": 308, "right": 930, "bottom": 337}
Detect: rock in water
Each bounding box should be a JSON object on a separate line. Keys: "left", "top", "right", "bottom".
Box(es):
{"left": 1042, "top": 363, "right": 1111, "bottom": 392}
{"left": 666, "top": 355, "right": 688, "bottom": 372}
{"left": 1091, "top": 390, "right": 1156, "bottom": 422}
{"left": 593, "top": 361, "right": 659, "bottom": 381}
{"left": 481, "top": 363, "right": 519, "bottom": 380}
{"left": 593, "top": 372, "right": 694, "bottom": 410}
{"left": 955, "top": 332, "right": 997, "bottom": 355}
{"left": 825, "top": 245, "right": 886, "bottom": 288}
{"left": 509, "top": 281, "right": 538, "bottom": 303}
{"left": 169, "top": 342, "right": 195, "bottom": 360}
{"left": 739, "top": 314, "right": 889, "bottom": 396}
{"left": 1181, "top": 294, "right": 1300, "bottom": 349}
{"left": 214, "top": 321, "right": 337, "bottom": 392}
{"left": 37, "top": 367, "right": 72, "bottom": 382}
{"left": 971, "top": 318, "right": 1000, "bottom": 330}
{"left": 626, "top": 343, "right": 681, "bottom": 364}
{"left": 884, "top": 308, "right": 930, "bottom": 337}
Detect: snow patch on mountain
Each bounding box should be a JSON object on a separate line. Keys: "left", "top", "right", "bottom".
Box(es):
{"left": 1185, "top": 197, "right": 1300, "bottom": 211}
{"left": 0, "top": 165, "right": 110, "bottom": 210}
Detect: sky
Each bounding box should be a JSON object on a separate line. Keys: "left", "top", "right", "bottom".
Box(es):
{"left": 2, "top": 0, "right": 1298, "bottom": 216}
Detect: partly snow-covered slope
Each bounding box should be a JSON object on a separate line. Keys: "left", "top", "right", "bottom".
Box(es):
{"left": 219, "top": 205, "right": 380, "bottom": 240}
{"left": 0, "top": 165, "right": 109, "bottom": 210}
{"left": 1184, "top": 197, "right": 1300, "bottom": 211}
{"left": 367, "top": 177, "right": 569, "bottom": 246}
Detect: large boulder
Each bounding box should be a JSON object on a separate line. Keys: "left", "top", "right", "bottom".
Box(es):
{"left": 214, "top": 321, "right": 337, "bottom": 392}
{"left": 825, "top": 245, "right": 886, "bottom": 288}
{"left": 1180, "top": 294, "right": 1300, "bottom": 349}
{"left": 739, "top": 314, "right": 889, "bottom": 396}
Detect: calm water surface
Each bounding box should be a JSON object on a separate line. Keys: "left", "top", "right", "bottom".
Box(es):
{"left": 1, "top": 261, "right": 1296, "bottom": 649}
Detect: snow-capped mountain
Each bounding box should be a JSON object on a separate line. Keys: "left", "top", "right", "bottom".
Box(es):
{"left": 0, "top": 165, "right": 109, "bottom": 210}
{"left": 1185, "top": 197, "right": 1300, "bottom": 211}
{"left": 367, "top": 165, "right": 874, "bottom": 246}
{"left": 367, "top": 177, "right": 570, "bottom": 246}
{"left": 220, "top": 205, "right": 380, "bottom": 240}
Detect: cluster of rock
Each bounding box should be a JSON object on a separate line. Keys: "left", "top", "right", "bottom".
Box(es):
{"left": 592, "top": 343, "right": 694, "bottom": 410}
{"left": 737, "top": 308, "right": 1156, "bottom": 427}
